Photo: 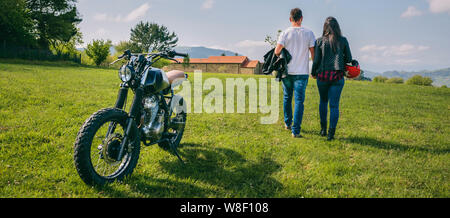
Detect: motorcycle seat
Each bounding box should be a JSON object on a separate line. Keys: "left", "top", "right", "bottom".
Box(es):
{"left": 166, "top": 70, "right": 186, "bottom": 84}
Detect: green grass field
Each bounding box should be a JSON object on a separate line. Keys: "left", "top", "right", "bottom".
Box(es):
{"left": 0, "top": 60, "right": 449, "bottom": 198}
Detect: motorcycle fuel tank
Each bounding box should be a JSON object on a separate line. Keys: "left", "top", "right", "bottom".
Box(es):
{"left": 141, "top": 67, "right": 170, "bottom": 93}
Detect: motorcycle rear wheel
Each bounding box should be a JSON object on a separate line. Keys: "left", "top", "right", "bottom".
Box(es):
{"left": 158, "top": 112, "right": 186, "bottom": 151}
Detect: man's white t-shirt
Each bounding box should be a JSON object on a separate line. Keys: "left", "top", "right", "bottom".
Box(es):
{"left": 277, "top": 27, "right": 316, "bottom": 75}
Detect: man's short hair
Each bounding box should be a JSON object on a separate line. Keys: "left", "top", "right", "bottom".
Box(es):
{"left": 290, "top": 8, "right": 303, "bottom": 22}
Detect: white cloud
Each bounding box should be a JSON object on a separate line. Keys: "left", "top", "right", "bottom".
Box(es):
{"left": 93, "top": 3, "right": 151, "bottom": 22}
{"left": 233, "top": 40, "right": 271, "bottom": 61}
{"left": 360, "top": 44, "right": 429, "bottom": 57}
{"left": 395, "top": 59, "right": 420, "bottom": 65}
{"left": 93, "top": 13, "right": 108, "bottom": 21}
{"left": 202, "top": 0, "right": 214, "bottom": 10}
{"left": 401, "top": 6, "right": 423, "bottom": 18}
{"left": 418, "top": 45, "right": 431, "bottom": 51}
{"left": 123, "top": 3, "right": 151, "bottom": 22}
{"left": 235, "top": 40, "right": 267, "bottom": 48}
{"left": 360, "top": 44, "right": 431, "bottom": 66}
{"left": 94, "top": 28, "right": 107, "bottom": 36}
{"left": 385, "top": 44, "right": 417, "bottom": 56}
{"left": 360, "top": 44, "right": 388, "bottom": 52}
{"left": 428, "top": 0, "right": 450, "bottom": 14}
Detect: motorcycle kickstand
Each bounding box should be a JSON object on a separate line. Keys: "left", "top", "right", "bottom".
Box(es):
{"left": 168, "top": 140, "right": 184, "bottom": 165}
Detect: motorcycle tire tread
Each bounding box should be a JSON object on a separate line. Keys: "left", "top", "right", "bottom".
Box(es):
{"left": 73, "top": 108, "right": 140, "bottom": 186}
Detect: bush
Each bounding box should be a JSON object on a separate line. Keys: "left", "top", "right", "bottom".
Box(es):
{"left": 386, "top": 77, "right": 404, "bottom": 84}
{"left": 85, "top": 39, "right": 112, "bottom": 66}
{"left": 406, "top": 75, "right": 433, "bottom": 86}
{"left": 441, "top": 85, "right": 447, "bottom": 88}
{"left": 373, "top": 76, "right": 388, "bottom": 83}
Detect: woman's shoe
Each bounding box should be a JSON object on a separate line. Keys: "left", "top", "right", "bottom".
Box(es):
{"left": 320, "top": 122, "right": 327, "bottom": 137}
{"left": 327, "top": 128, "right": 336, "bottom": 141}
{"left": 292, "top": 133, "right": 303, "bottom": 138}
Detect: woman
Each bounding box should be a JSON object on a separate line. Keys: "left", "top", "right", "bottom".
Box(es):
{"left": 311, "top": 17, "right": 352, "bottom": 141}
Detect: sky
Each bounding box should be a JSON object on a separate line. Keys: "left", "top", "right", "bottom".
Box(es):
{"left": 77, "top": 0, "right": 450, "bottom": 72}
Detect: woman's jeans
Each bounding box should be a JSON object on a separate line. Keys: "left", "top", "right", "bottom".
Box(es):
{"left": 282, "top": 75, "right": 309, "bottom": 135}
{"left": 317, "top": 78, "right": 345, "bottom": 129}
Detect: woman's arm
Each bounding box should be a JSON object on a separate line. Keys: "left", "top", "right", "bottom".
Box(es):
{"left": 311, "top": 40, "right": 322, "bottom": 77}
{"left": 343, "top": 37, "right": 352, "bottom": 64}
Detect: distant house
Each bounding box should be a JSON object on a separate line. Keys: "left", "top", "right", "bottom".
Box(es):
{"left": 163, "top": 56, "right": 262, "bottom": 74}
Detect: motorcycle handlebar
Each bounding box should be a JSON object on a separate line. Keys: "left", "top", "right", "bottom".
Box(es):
{"left": 113, "top": 50, "right": 188, "bottom": 65}
{"left": 173, "top": 52, "right": 188, "bottom": 57}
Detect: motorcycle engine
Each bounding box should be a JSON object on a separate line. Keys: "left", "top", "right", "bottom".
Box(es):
{"left": 141, "top": 95, "right": 165, "bottom": 140}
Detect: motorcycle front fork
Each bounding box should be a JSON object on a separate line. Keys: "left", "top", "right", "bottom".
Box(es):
{"left": 115, "top": 85, "right": 143, "bottom": 161}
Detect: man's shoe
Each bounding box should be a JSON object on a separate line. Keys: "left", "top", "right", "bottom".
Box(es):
{"left": 292, "top": 133, "right": 303, "bottom": 138}
{"left": 327, "top": 128, "right": 336, "bottom": 141}
{"left": 285, "top": 125, "right": 291, "bottom": 130}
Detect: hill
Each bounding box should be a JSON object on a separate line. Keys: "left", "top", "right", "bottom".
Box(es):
{"left": 174, "top": 46, "right": 241, "bottom": 58}
{"left": 77, "top": 46, "right": 240, "bottom": 59}
{"left": 363, "top": 68, "right": 450, "bottom": 87}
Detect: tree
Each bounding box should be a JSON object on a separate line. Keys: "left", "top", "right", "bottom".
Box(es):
{"left": 265, "top": 30, "right": 282, "bottom": 48}
{"left": 130, "top": 21, "right": 178, "bottom": 53}
{"left": 114, "top": 40, "right": 141, "bottom": 54}
{"left": 85, "top": 39, "right": 112, "bottom": 66}
{"left": 182, "top": 55, "right": 190, "bottom": 68}
{"left": 26, "top": 0, "right": 82, "bottom": 50}
{"left": 386, "top": 77, "right": 404, "bottom": 84}
{"left": 373, "top": 76, "right": 388, "bottom": 83}
{"left": 50, "top": 28, "right": 83, "bottom": 56}
{"left": 0, "top": 0, "right": 36, "bottom": 47}
{"left": 115, "top": 41, "right": 130, "bottom": 55}
{"left": 406, "top": 75, "right": 433, "bottom": 86}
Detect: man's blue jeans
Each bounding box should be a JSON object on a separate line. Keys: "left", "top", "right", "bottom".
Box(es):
{"left": 282, "top": 75, "right": 309, "bottom": 135}
{"left": 317, "top": 78, "right": 345, "bottom": 129}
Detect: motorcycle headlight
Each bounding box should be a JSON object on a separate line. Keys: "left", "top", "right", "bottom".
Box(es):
{"left": 118, "top": 64, "right": 133, "bottom": 82}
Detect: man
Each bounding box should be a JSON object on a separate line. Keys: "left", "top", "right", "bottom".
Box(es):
{"left": 275, "top": 8, "right": 315, "bottom": 138}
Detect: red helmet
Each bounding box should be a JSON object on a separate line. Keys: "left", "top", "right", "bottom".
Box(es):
{"left": 345, "top": 60, "right": 361, "bottom": 79}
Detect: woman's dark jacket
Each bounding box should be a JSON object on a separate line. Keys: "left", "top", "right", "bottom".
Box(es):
{"left": 311, "top": 36, "right": 352, "bottom": 77}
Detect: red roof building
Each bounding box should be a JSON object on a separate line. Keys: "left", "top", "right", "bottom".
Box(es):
{"left": 166, "top": 56, "right": 262, "bottom": 74}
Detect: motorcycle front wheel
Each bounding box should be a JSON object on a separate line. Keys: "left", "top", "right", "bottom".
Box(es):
{"left": 74, "top": 108, "right": 140, "bottom": 186}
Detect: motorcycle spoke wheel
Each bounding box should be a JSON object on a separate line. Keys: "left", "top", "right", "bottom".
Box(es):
{"left": 91, "top": 122, "right": 129, "bottom": 178}
{"left": 74, "top": 108, "right": 140, "bottom": 186}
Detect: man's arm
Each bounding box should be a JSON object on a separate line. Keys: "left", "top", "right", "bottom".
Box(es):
{"left": 275, "top": 44, "right": 284, "bottom": 56}
{"left": 309, "top": 47, "right": 315, "bottom": 61}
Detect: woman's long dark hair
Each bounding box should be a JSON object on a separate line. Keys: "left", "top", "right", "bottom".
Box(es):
{"left": 322, "top": 17, "right": 342, "bottom": 53}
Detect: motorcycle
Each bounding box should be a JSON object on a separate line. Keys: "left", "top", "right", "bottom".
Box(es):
{"left": 74, "top": 49, "right": 189, "bottom": 186}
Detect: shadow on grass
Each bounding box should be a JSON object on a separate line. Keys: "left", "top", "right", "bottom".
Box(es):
{"left": 100, "top": 143, "right": 283, "bottom": 197}
{"left": 343, "top": 136, "right": 450, "bottom": 154}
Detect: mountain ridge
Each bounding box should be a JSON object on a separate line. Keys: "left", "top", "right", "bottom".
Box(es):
{"left": 363, "top": 68, "right": 450, "bottom": 86}
{"left": 174, "top": 46, "right": 242, "bottom": 58}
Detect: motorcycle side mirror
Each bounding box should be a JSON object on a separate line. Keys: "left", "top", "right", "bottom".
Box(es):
{"left": 167, "top": 50, "right": 176, "bottom": 58}
{"left": 119, "top": 49, "right": 131, "bottom": 59}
